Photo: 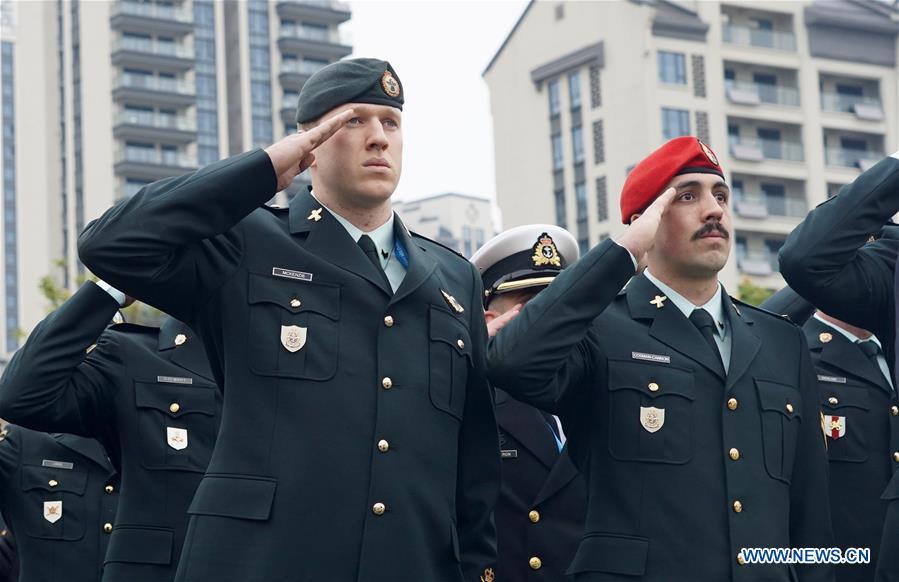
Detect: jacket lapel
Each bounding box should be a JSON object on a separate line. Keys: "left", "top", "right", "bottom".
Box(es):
{"left": 532, "top": 445, "right": 580, "bottom": 507}
{"left": 807, "top": 318, "right": 893, "bottom": 394}
{"left": 495, "top": 390, "right": 559, "bottom": 470}
{"left": 289, "top": 192, "right": 392, "bottom": 297}
{"left": 389, "top": 215, "right": 438, "bottom": 306}
{"left": 626, "top": 275, "right": 726, "bottom": 381}
{"left": 158, "top": 318, "right": 215, "bottom": 382}
{"left": 51, "top": 433, "right": 116, "bottom": 476}
{"left": 722, "top": 294, "right": 761, "bottom": 392}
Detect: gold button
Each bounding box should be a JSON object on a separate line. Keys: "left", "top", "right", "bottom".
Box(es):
{"left": 381, "top": 377, "right": 392, "bottom": 390}
{"left": 105, "top": 485, "right": 114, "bottom": 494}
{"left": 737, "top": 554, "right": 746, "bottom": 565}
{"left": 727, "top": 398, "right": 738, "bottom": 411}
{"left": 529, "top": 557, "right": 542, "bottom": 570}
{"left": 733, "top": 500, "right": 743, "bottom": 513}
{"left": 528, "top": 510, "right": 540, "bottom": 523}
{"left": 384, "top": 315, "right": 394, "bottom": 327}
{"left": 372, "top": 502, "right": 386, "bottom": 515}
{"left": 103, "top": 523, "right": 113, "bottom": 533}
{"left": 785, "top": 403, "right": 794, "bottom": 414}
{"left": 893, "top": 451, "right": 899, "bottom": 462}
{"left": 648, "top": 382, "right": 659, "bottom": 392}
{"left": 828, "top": 397, "right": 838, "bottom": 405}
{"left": 819, "top": 332, "right": 832, "bottom": 343}
{"left": 457, "top": 339, "right": 465, "bottom": 350}
{"left": 174, "top": 333, "right": 187, "bottom": 346}
{"left": 891, "top": 406, "right": 898, "bottom": 416}
{"left": 169, "top": 403, "right": 180, "bottom": 414}
{"left": 48, "top": 479, "right": 59, "bottom": 487}
{"left": 377, "top": 439, "right": 389, "bottom": 453}
{"left": 729, "top": 448, "right": 740, "bottom": 461}
{"left": 290, "top": 298, "right": 301, "bottom": 308}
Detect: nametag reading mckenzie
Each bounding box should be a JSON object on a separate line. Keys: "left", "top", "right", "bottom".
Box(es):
{"left": 272, "top": 268, "right": 313, "bottom": 282}
{"left": 817, "top": 375, "right": 847, "bottom": 384}
{"left": 157, "top": 376, "right": 193, "bottom": 385}
{"left": 42, "top": 460, "right": 74, "bottom": 470}
{"left": 632, "top": 352, "right": 671, "bottom": 364}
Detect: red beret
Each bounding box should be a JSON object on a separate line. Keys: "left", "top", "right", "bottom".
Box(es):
{"left": 620, "top": 136, "right": 724, "bottom": 223}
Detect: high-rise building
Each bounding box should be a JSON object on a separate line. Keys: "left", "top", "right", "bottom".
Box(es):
{"left": 396, "top": 193, "right": 497, "bottom": 258}
{"left": 0, "top": 0, "right": 351, "bottom": 355}
{"left": 484, "top": 0, "right": 898, "bottom": 292}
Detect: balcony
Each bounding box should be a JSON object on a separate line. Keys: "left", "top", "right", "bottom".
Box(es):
{"left": 737, "top": 251, "right": 777, "bottom": 276}
{"left": 725, "top": 81, "right": 799, "bottom": 107}
{"left": 277, "top": 25, "right": 352, "bottom": 61}
{"left": 111, "top": 36, "right": 195, "bottom": 70}
{"left": 825, "top": 147, "right": 885, "bottom": 171}
{"left": 113, "top": 110, "right": 197, "bottom": 142}
{"left": 114, "top": 146, "right": 198, "bottom": 180}
{"left": 112, "top": 73, "right": 196, "bottom": 107}
{"left": 722, "top": 24, "right": 796, "bottom": 51}
{"left": 110, "top": 1, "right": 194, "bottom": 34}
{"left": 729, "top": 137, "right": 804, "bottom": 162}
{"left": 276, "top": 0, "right": 352, "bottom": 25}
{"left": 279, "top": 59, "right": 328, "bottom": 89}
{"left": 820, "top": 93, "right": 884, "bottom": 121}
{"left": 734, "top": 191, "right": 807, "bottom": 219}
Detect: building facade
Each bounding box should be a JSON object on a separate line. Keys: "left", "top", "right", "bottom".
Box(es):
{"left": 484, "top": 0, "right": 899, "bottom": 292}
{"left": 0, "top": 0, "right": 351, "bottom": 355}
{"left": 396, "top": 193, "right": 497, "bottom": 258}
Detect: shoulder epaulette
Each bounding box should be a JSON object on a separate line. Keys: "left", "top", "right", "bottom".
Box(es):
{"left": 410, "top": 230, "right": 467, "bottom": 260}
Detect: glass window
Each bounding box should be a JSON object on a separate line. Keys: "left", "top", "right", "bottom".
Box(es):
{"left": 575, "top": 181, "right": 587, "bottom": 219}
{"left": 554, "top": 190, "right": 566, "bottom": 228}
{"left": 548, "top": 79, "right": 561, "bottom": 116}
{"left": 462, "top": 226, "right": 472, "bottom": 257}
{"left": 658, "top": 51, "right": 686, "bottom": 85}
{"left": 551, "top": 134, "right": 563, "bottom": 170}
{"left": 661, "top": 108, "right": 690, "bottom": 140}
{"left": 571, "top": 126, "right": 584, "bottom": 164}
{"left": 568, "top": 71, "right": 581, "bottom": 109}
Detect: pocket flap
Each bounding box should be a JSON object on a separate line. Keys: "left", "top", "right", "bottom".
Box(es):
{"left": 820, "top": 387, "right": 870, "bottom": 412}
{"left": 756, "top": 379, "right": 803, "bottom": 420}
{"left": 608, "top": 359, "right": 695, "bottom": 400}
{"left": 882, "top": 472, "right": 899, "bottom": 501}
{"left": 21, "top": 465, "right": 87, "bottom": 494}
{"left": 429, "top": 306, "right": 472, "bottom": 359}
{"left": 248, "top": 273, "right": 339, "bottom": 320}
{"left": 104, "top": 526, "right": 172, "bottom": 565}
{"left": 135, "top": 382, "right": 216, "bottom": 417}
{"left": 566, "top": 533, "right": 649, "bottom": 576}
{"left": 187, "top": 474, "right": 277, "bottom": 521}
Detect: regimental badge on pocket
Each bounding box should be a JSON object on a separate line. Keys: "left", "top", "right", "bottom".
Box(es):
{"left": 44, "top": 500, "right": 62, "bottom": 523}
{"left": 167, "top": 427, "right": 189, "bottom": 450}
{"left": 280, "top": 325, "right": 307, "bottom": 353}
{"left": 640, "top": 406, "right": 665, "bottom": 433}
{"left": 827, "top": 415, "right": 846, "bottom": 440}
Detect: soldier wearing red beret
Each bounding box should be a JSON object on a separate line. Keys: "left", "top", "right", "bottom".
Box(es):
{"left": 489, "top": 136, "right": 835, "bottom": 581}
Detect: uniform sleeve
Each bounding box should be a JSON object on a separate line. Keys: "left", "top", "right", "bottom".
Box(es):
{"left": 0, "top": 283, "right": 123, "bottom": 447}
{"left": 779, "top": 156, "right": 899, "bottom": 340}
{"left": 77, "top": 149, "right": 278, "bottom": 323}
{"left": 456, "top": 262, "right": 499, "bottom": 581}
{"left": 0, "top": 529, "right": 15, "bottom": 582}
{"left": 0, "top": 427, "right": 21, "bottom": 518}
{"left": 875, "top": 472, "right": 899, "bottom": 581}
{"left": 790, "top": 330, "right": 836, "bottom": 582}
{"left": 487, "top": 239, "right": 635, "bottom": 411}
{"left": 759, "top": 286, "right": 815, "bottom": 326}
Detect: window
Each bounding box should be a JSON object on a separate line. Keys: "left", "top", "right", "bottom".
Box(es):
{"left": 462, "top": 226, "right": 472, "bottom": 257}
{"left": 548, "top": 79, "right": 561, "bottom": 116}
{"left": 658, "top": 51, "right": 686, "bottom": 85}
{"left": 571, "top": 126, "right": 584, "bottom": 164}
{"left": 753, "top": 73, "right": 777, "bottom": 86}
{"left": 575, "top": 181, "right": 587, "bottom": 219}
{"left": 661, "top": 108, "right": 690, "bottom": 140}
{"left": 551, "top": 134, "right": 563, "bottom": 170}
{"left": 568, "top": 71, "right": 581, "bottom": 109}
{"left": 840, "top": 137, "right": 867, "bottom": 151}
{"left": 554, "top": 190, "right": 566, "bottom": 228}
{"left": 724, "top": 68, "right": 735, "bottom": 82}
{"left": 836, "top": 84, "right": 863, "bottom": 97}
{"left": 474, "top": 228, "right": 485, "bottom": 251}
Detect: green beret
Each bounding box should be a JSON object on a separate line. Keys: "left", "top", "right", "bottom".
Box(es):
{"left": 295, "top": 58, "right": 404, "bottom": 124}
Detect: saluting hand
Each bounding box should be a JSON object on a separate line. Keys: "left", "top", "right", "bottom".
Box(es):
{"left": 486, "top": 304, "right": 521, "bottom": 338}
{"left": 264, "top": 108, "right": 356, "bottom": 192}
{"left": 616, "top": 187, "right": 677, "bottom": 272}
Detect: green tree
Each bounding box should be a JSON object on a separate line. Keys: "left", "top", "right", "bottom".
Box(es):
{"left": 737, "top": 277, "right": 774, "bottom": 306}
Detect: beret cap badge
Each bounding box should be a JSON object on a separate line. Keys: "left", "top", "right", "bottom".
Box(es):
{"left": 381, "top": 70, "right": 401, "bottom": 98}
{"left": 699, "top": 140, "right": 719, "bottom": 166}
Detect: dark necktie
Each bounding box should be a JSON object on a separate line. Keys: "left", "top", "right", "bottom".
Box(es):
{"left": 358, "top": 235, "right": 391, "bottom": 289}
{"left": 857, "top": 340, "right": 890, "bottom": 386}
{"left": 689, "top": 308, "right": 725, "bottom": 375}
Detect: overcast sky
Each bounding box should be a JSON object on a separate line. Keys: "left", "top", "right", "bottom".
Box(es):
{"left": 344, "top": 0, "right": 529, "bottom": 202}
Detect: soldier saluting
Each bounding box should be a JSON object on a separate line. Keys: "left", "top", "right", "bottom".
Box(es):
{"left": 78, "top": 58, "right": 498, "bottom": 582}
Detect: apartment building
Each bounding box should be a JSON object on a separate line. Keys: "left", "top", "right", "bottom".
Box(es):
{"left": 396, "top": 193, "right": 497, "bottom": 258}
{"left": 484, "top": 0, "right": 898, "bottom": 292}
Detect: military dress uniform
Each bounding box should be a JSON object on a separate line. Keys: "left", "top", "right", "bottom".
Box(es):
{"left": 0, "top": 425, "right": 118, "bottom": 582}
{"left": 76, "top": 59, "right": 498, "bottom": 582}
{"left": 780, "top": 152, "right": 899, "bottom": 582}
{"left": 0, "top": 512, "right": 16, "bottom": 582}
{"left": 0, "top": 282, "right": 220, "bottom": 582}
{"left": 473, "top": 225, "right": 587, "bottom": 580}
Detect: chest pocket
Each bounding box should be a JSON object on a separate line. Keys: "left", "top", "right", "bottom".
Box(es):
{"left": 819, "top": 383, "right": 870, "bottom": 463}
{"left": 20, "top": 465, "right": 87, "bottom": 541}
{"left": 135, "top": 381, "right": 217, "bottom": 472}
{"left": 607, "top": 359, "right": 695, "bottom": 464}
{"left": 247, "top": 273, "right": 340, "bottom": 381}
{"left": 757, "top": 379, "right": 803, "bottom": 484}
{"left": 428, "top": 306, "right": 472, "bottom": 421}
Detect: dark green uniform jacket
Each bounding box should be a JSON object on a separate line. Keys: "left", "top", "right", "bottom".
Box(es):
{"left": 780, "top": 155, "right": 899, "bottom": 582}
{"left": 0, "top": 426, "right": 117, "bottom": 582}
{"left": 488, "top": 239, "right": 835, "bottom": 582}
{"left": 0, "top": 282, "right": 219, "bottom": 582}
{"left": 76, "top": 149, "right": 499, "bottom": 582}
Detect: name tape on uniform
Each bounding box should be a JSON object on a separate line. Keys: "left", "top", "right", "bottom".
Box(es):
{"left": 272, "top": 268, "right": 313, "bottom": 282}
{"left": 500, "top": 450, "right": 518, "bottom": 459}
{"left": 157, "top": 375, "right": 193, "bottom": 385}
{"left": 632, "top": 351, "right": 671, "bottom": 364}
{"left": 817, "top": 375, "right": 847, "bottom": 384}
{"left": 42, "top": 460, "right": 74, "bottom": 470}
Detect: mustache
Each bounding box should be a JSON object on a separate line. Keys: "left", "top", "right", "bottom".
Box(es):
{"left": 692, "top": 221, "right": 730, "bottom": 241}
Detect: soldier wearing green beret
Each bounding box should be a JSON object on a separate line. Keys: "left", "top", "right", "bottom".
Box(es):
{"left": 78, "top": 58, "right": 499, "bottom": 582}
